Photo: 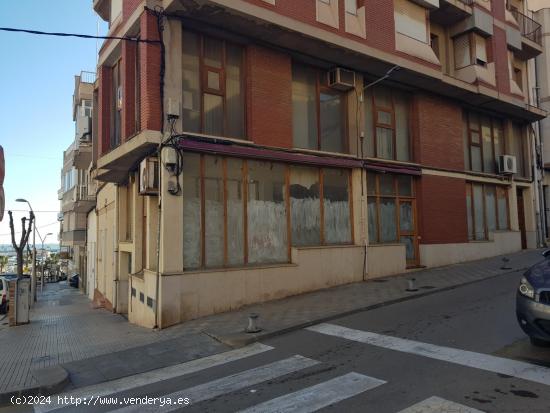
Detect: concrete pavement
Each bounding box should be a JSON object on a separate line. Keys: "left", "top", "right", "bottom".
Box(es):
{"left": 0, "top": 248, "right": 544, "bottom": 405}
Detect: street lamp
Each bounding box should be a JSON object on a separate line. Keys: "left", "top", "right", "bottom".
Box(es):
{"left": 37, "top": 231, "right": 52, "bottom": 290}
{"left": 15, "top": 198, "right": 36, "bottom": 302}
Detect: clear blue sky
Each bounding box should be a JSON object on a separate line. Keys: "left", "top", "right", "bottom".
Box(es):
{"left": 0, "top": 1, "right": 107, "bottom": 245}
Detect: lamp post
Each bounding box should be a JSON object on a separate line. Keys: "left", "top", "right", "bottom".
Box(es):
{"left": 16, "top": 198, "right": 36, "bottom": 302}
{"left": 37, "top": 231, "right": 52, "bottom": 290}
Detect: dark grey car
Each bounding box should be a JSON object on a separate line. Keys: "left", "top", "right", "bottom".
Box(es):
{"left": 516, "top": 250, "right": 550, "bottom": 346}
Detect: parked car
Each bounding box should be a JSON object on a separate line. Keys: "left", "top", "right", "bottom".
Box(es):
{"left": 516, "top": 250, "right": 550, "bottom": 346}
{"left": 0, "top": 274, "right": 18, "bottom": 314}
{"left": 69, "top": 273, "right": 79, "bottom": 288}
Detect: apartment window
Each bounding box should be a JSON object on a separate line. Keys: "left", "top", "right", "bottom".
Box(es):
{"left": 466, "top": 183, "right": 509, "bottom": 241}
{"left": 364, "top": 85, "right": 411, "bottom": 162}
{"left": 292, "top": 63, "right": 347, "bottom": 153}
{"left": 181, "top": 30, "right": 245, "bottom": 139}
{"left": 81, "top": 100, "right": 92, "bottom": 117}
{"left": 430, "top": 33, "right": 440, "bottom": 59}
{"left": 463, "top": 111, "right": 503, "bottom": 174}
{"left": 345, "top": 0, "right": 359, "bottom": 15}
{"left": 513, "top": 67, "right": 523, "bottom": 91}
{"left": 181, "top": 153, "right": 352, "bottom": 270}
{"left": 110, "top": 0, "right": 122, "bottom": 26}
{"left": 135, "top": 36, "right": 141, "bottom": 132}
{"left": 454, "top": 33, "right": 488, "bottom": 69}
{"left": 110, "top": 60, "right": 121, "bottom": 148}
{"left": 510, "top": 123, "right": 528, "bottom": 178}
{"left": 367, "top": 173, "right": 417, "bottom": 262}
{"left": 394, "top": 0, "right": 428, "bottom": 43}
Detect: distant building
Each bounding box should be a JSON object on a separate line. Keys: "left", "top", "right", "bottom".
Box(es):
{"left": 58, "top": 72, "right": 97, "bottom": 290}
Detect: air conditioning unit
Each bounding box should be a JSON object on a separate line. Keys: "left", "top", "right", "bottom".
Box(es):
{"left": 139, "top": 157, "right": 159, "bottom": 195}
{"left": 327, "top": 67, "right": 356, "bottom": 91}
{"left": 498, "top": 155, "right": 517, "bottom": 175}
{"left": 76, "top": 116, "right": 92, "bottom": 141}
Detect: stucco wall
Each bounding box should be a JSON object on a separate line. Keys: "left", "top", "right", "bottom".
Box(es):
{"left": 420, "top": 230, "right": 522, "bottom": 267}
{"left": 366, "top": 244, "right": 407, "bottom": 279}
{"left": 86, "top": 210, "right": 97, "bottom": 301}
{"left": 158, "top": 245, "right": 364, "bottom": 327}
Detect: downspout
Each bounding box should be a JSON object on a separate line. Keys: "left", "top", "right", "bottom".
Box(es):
{"left": 113, "top": 185, "right": 119, "bottom": 312}
{"left": 151, "top": 5, "right": 166, "bottom": 329}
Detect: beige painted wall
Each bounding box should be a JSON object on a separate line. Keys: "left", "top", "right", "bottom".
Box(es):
{"left": 158, "top": 245, "right": 364, "bottom": 327}
{"left": 96, "top": 183, "right": 117, "bottom": 307}
{"left": 420, "top": 230, "right": 522, "bottom": 267}
{"left": 366, "top": 244, "right": 407, "bottom": 279}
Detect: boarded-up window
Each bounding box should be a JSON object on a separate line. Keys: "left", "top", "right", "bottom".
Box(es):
{"left": 394, "top": 0, "right": 428, "bottom": 43}
{"left": 323, "top": 168, "right": 352, "bottom": 244}
{"left": 290, "top": 167, "right": 321, "bottom": 246}
{"left": 247, "top": 161, "right": 288, "bottom": 264}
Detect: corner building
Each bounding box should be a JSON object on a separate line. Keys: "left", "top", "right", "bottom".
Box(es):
{"left": 91, "top": 0, "right": 546, "bottom": 327}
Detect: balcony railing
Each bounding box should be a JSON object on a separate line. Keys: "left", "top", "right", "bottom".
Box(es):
{"left": 80, "top": 71, "right": 96, "bottom": 84}
{"left": 509, "top": 8, "right": 542, "bottom": 46}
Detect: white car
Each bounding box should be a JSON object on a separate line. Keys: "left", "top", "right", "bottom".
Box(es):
{"left": 0, "top": 274, "right": 17, "bottom": 314}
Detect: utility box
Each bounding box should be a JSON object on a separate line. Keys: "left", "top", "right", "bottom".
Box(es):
{"left": 8, "top": 277, "right": 30, "bottom": 326}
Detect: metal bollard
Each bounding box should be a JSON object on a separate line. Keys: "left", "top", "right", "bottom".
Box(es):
{"left": 246, "top": 313, "right": 262, "bottom": 333}
{"left": 406, "top": 278, "right": 418, "bottom": 292}
{"left": 501, "top": 257, "right": 511, "bottom": 270}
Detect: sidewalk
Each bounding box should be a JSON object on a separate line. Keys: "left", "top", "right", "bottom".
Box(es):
{"left": 0, "top": 248, "right": 543, "bottom": 401}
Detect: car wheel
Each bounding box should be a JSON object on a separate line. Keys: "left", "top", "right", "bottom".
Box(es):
{"left": 530, "top": 337, "right": 550, "bottom": 347}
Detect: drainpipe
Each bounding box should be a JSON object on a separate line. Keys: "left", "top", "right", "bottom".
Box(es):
{"left": 113, "top": 185, "right": 119, "bottom": 312}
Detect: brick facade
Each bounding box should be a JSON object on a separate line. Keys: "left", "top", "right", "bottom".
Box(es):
{"left": 98, "top": 65, "right": 112, "bottom": 156}
{"left": 414, "top": 93, "right": 464, "bottom": 171}
{"left": 246, "top": 45, "right": 293, "bottom": 148}
{"left": 122, "top": 40, "right": 137, "bottom": 141}
{"left": 418, "top": 175, "right": 469, "bottom": 244}
{"left": 139, "top": 10, "right": 162, "bottom": 132}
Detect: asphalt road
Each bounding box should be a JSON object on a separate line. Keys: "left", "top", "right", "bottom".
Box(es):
{"left": 6, "top": 269, "right": 550, "bottom": 413}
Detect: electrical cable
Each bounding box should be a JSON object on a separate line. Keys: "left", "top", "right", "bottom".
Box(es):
{"left": 0, "top": 26, "right": 160, "bottom": 43}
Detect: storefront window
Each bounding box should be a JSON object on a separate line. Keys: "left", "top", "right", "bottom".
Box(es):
{"left": 466, "top": 182, "right": 509, "bottom": 241}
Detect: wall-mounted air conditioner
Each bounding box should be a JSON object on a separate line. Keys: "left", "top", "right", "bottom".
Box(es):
{"left": 327, "top": 67, "right": 356, "bottom": 91}
{"left": 498, "top": 155, "right": 517, "bottom": 175}
{"left": 139, "top": 157, "right": 159, "bottom": 195}
{"left": 76, "top": 116, "right": 92, "bottom": 141}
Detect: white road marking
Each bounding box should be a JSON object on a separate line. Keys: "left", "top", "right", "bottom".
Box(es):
{"left": 35, "top": 343, "right": 273, "bottom": 413}
{"left": 237, "top": 372, "right": 386, "bottom": 413}
{"left": 306, "top": 323, "right": 550, "bottom": 386}
{"left": 397, "top": 396, "right": 485, "bottom": 413}
{"left": 110, "top": 355, "right": 320, "bottom": 413}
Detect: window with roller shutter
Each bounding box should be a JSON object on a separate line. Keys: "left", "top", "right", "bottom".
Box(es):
{"left": 394, "top": 0, "right": 428, "bottom": 43}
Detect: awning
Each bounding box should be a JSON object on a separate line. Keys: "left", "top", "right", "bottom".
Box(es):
{"left": 364, "top": 161, "right": 422, "bottom": 176}
{"left": 176, "top": 138, "right": 364, "bottom": 169}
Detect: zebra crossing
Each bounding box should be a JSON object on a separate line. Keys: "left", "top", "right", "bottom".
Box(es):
{"left": 35, "top": 331, "right": 489, "bottom": 413}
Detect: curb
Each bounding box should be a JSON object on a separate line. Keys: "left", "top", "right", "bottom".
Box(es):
{"left": 0, "top": 365, "right": 70, "bottom": 407}
{"left": 205, "top": 266, "right": 530, "bottom": 348}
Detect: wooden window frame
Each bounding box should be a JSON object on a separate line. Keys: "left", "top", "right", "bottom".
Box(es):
{"left": 367, "top": 173, "right": 418, "bottom": 264}
{"left": 110, "top": 59, "right": 122, "bottom": 149}
{"left": 183, "top": 30, "right": 247, "bottom": 139}
{"left": 185, "top": 154, "right": 354, "bottom": 271}
{"left": 466, "top": 111, "right": 506, "bottom": 174}
{"left": 466, "top": 182, "right": 510, "bottom": 241}
{"left": 366, "top": 86, "right": 412, "bottom": 161}
{"left": 293, "top": 61, "right": 349, "bottom": 153}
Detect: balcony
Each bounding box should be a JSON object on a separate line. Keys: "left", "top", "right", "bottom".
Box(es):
{"left": 431, "top": 0, "right": 473, "bottom": 25}
{"left": 61, "top": 185, "right": 96, "bottom": 213}
{"left": 508, "top": 8, "right": 543, "bottom": 59}
{"left": 60, "top": 230, "right": 86, "bottom": 246}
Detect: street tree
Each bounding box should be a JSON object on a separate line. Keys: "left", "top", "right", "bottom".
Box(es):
{"left": 8, "top": 210, "right": 34, "bottom": 276}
